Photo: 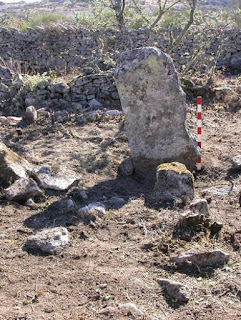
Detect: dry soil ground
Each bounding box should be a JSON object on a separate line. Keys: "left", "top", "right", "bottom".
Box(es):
{"left": 0, "top": 100, "right": 240, "bottom": 320}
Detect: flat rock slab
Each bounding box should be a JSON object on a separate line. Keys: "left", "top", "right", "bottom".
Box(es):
{"left": 0, "top": 141, "right": 31, "bottom": 183}
{"left": 4, "top": 177, "right": 43, "bottom": 202}
{"left": 171, "top": 249, "right": 230, "bottom": 267}
{"left": 26, "top": 227, "right": 69, "bottom": 254}
{"left": 115, "top": 47, "right": 199, "bottom": 176}
{"left": 153, "top": 162, "right": 194, "bottom": 202}
{"left": 157, "top": 278, "right": 191, "bottom": 302}
{"left": 30, "top": 165, "right": 81, "bottom": 191}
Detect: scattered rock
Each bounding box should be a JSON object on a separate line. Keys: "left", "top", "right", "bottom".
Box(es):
{"left": 190, "top": 198, "right": 209, "bottom": 217}
{"left": 180, "top": 211, "right": 211, "bottom": 228}
{"left": 25, "top": 106, "right": 38, "bottom": 123}
{"left": 231, "top": 155, "right": 241, "bottom": 170}
{"left": 0, "top": 116, "right": 22, "bottom": 126}
{"left": 171, "top": 249, "right": 230, "bottom": 267}
{"left": 107, "top": 196, "right": 126, "bottom": 209}
{"left": 157, "top": 278, "right": 191, "bottom": 302}
{"left": 4, "top": 178, "right": 43, "bottom": 202}
{"left": 25, "top": 227, "right": 69, "bottom": 254}
{"left": 78, "top": 202, "right": 106, "bottom": 222}
{"left": 210, "top": 221, "right": 223, "bottom": 236}
{"left": 25, "top": 97, "right": 37, "bottom": 107}
{"left": 153, "top": 162, "right": 194, "bottom": 202}
{"left": 54, "top": 110, "right": 69, "bottom": 123}
{"left": 30, "top": 165, "right": 81, "bottom": 191}
{"left": 0, "top": 141, "right": 31, "bottom": 183}
{"left": 118, "top": 158, "right": 134, "bottom": 176}
{"left": 115, "top": 47, "right": 199, "bottom": 176}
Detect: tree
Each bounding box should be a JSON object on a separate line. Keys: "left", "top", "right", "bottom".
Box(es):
{"left": 109, "top": 0, "right": 127, "bottom": 33}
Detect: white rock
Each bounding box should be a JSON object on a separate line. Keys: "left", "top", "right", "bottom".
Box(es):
{"left": 79, "top": 202, "right": 106, "bottom": 217}
{"left": 26, "top": 227, "right": 69, "bottom": 254}
{"left": 30, "top": 165, "right": 81, "bottom": 191}
{"left": 231, "top": 155, "right": 241, "bottom": 170}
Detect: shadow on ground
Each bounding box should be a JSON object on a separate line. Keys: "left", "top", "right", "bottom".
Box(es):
{"left": 23, "top": 173, "right": 159, "bottom": 230}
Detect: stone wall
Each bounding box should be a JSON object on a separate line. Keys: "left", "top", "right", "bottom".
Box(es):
{"left": 0, "top": 26, "right": 241, "bottom": 75}
{"left": 0, "top": 69, "right": 120, "bottom": 115}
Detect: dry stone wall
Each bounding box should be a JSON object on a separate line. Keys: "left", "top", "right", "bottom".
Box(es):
{"left": 0, "top": 26, "right": 241, "bottom": 74}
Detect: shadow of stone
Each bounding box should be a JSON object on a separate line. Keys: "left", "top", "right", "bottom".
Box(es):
{"left": 23, "top": 198, "right": 83, "bottom": 230}
{"left": 161, "top": 262, "right": 216, "bottom": 279}
{"left": 161, "top": 290, "right": 188, "bottom": 309}
{"left": 23, "top": 173, "right": 161, "bottom": 231}
{"left": 225, "top": 167, "right": 240, "bottom": 182}
{"left": 22, "top": 245, "right": 52, "bottom": 257}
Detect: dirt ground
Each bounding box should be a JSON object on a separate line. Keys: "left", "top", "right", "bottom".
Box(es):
{"left": 0, "top": 99, "right": 240, "bottom": 320}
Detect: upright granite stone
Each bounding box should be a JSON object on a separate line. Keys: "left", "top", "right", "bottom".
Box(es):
{"left": 115, "top": 47, "right": 199, "bottom": 176}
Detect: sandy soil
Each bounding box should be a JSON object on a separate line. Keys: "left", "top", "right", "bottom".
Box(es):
{"left": 0, "top": 101, "right": 240, "bottom": 320}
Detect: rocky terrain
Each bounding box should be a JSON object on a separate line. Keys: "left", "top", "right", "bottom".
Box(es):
{"left": 0, "top": 87, "right": 240, "bottom": 319}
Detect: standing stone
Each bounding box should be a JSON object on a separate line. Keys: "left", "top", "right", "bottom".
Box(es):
{"left": 115, "top": 47, "right": 199, "bottom": 176}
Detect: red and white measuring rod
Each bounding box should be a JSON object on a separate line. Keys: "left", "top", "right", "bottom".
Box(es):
{"left": 197, "top": 96, "right": 202, "bottom": 170}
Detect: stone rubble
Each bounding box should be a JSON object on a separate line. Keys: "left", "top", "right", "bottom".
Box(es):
{"left": 26, "top": 227, "right": 69, "bottom": 254}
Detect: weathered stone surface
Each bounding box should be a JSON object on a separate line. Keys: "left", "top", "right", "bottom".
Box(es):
{"left": 25, "top": 105, "right": 38, "bottom": 123}
{"left": 190, "top": 198, "right": 209, "bottom": 217}
{"left": 231, "top": 155, "right": 241, "bottom": 170}
{"left": 171, "top": 249, "right": 230, "bottom": 267}
{"left": 153, "top": 162, "right": 194, "bottom": 202}
{"left": 26, "top": 227, "right": 69, "bottom": 254}
{"left": 30, "top": 165, "right": 81, "bottom": 191}
{"left": 0, "top": 141, "right": 31, "bottom": 183}
{"left": 157, "top": 278, "right": 191, "bottom": 302}
{"left": 4, "top": 178, "right": 43, "bottom": 202}
{"left": 115, "top": 47, "right": 199, "bottom": 175}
